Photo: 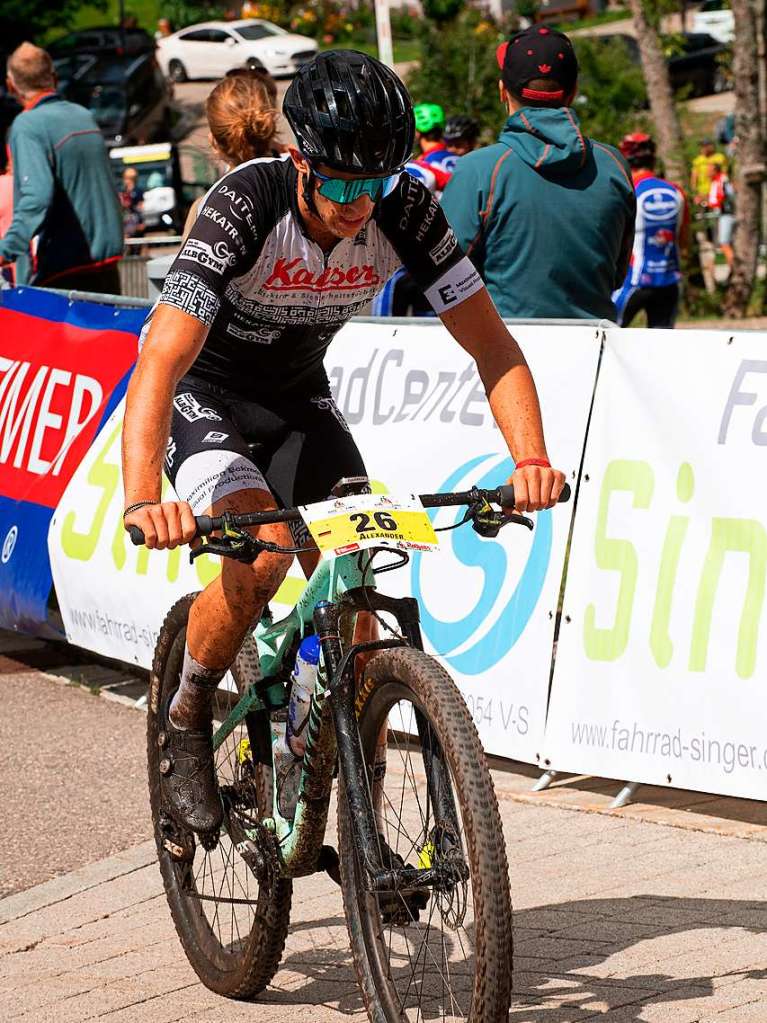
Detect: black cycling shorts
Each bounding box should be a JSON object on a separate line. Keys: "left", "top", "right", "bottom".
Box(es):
{"left": 165, "top": 373, "right": 366, "bottom": 522}
{"left": 618, "top": 283, "right": 679, "bottom": 329}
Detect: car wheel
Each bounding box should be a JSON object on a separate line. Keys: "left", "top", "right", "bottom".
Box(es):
{"left": 713, "top": 67, "right": 731, "bottom": 94}
{"left": 168, "top": 60, "right": 188, "bottom": 83}
{"left": 246, "top": 57, "right": 265, "bottom": 71}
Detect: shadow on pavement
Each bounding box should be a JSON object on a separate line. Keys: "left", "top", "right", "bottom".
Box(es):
{"left": 254, "top": 895, "right": 767, "bottom": 1021}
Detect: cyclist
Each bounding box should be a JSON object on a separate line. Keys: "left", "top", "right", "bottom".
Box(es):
{"left": 122, "top": 50, "right": 565, "bottom": 835}
{"left": 442, "top": 114, "right": 480, "bottom": 174}
{"left": 613, "top": 132, "right": 688, "bottom": 328}
{"left": 413, "top": 102, "right": 453, "bottom": 190}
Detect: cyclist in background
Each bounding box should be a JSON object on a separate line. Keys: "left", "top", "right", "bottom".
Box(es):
{"left": 413, "top": 102, "right": 453, "bottom": 190}
{"left": 442, "top": 115, "right": 480, "bottom": 174}
{"left": 613, "top": 133, "right": 688, "bottom": 329}
{"left": 122, "top": 51, "right": 565, "bottom": 835}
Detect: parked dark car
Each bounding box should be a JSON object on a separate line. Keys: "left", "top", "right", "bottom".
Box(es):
{"left": 0, "top": 54, "right": 20, "bottom": 173}
{"left": 595, "top": 32, "right": 731, "bottom": 98}
{"left": 55, "top": 51, "right": 172, "bottom": 147}
{"left": 48, "top": 26, "right": 155, "bottom": 59}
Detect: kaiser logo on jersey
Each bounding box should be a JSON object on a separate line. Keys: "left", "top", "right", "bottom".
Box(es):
{"left": 264, "top": 258, "right": 380, "bottom": 293}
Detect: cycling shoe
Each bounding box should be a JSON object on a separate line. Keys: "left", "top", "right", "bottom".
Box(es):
{"left": 159, "top": 719, "right": 223, "bottom": 835}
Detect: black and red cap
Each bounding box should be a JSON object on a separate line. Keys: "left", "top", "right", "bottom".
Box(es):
{"left": 496, "top": 26, "right": 578, "bottom": 103}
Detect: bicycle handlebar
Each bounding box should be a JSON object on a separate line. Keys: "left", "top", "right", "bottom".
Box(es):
{"left": 126, "top": 482, "right": 571, "bottom": 547}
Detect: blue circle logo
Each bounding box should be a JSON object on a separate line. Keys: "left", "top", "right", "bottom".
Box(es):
{"left": 411, "top": 454, "right": 552, "bottom": 674}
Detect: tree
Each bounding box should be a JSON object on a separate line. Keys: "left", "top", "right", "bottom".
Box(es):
{"left": 626, "top": 0, "right": 686, "bottom": 183}
{"left": 572, "top": 37, "right": 649, "bottom": 146}
{"left": 724, "top": 0, "right": 765, "bottom": 316}
{"left": 0, "top": 1, "right": 106, "bottom": 50}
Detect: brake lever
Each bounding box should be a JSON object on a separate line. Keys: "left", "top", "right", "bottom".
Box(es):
{"left": 471, "top": 500, "right": 534, "bottom": 538}
{"left": 189, "top": 515, "right": 263, "bottom": 564}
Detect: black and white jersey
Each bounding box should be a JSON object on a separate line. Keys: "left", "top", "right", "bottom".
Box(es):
{"left": 157, "top": 158, "right": 483, "bottom": 397}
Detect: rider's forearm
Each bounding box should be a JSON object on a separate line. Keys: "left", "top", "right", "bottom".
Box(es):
{"left": 440, "top": 289, "right": 549, "bottom": 463}
{"left": 122, "top": 358, "right": 177, "bottom": 505}
{"left": 479, "top": 349, "right": 550, "bottom": 463}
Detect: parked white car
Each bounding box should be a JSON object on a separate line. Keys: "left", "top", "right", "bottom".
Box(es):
{"left": 692, "top": 0, "right": 734, "bottom": 44}
{"left": 157, "top": 19, "right": 318, "bottom": 81}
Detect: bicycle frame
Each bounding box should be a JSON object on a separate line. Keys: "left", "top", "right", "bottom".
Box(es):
{"left": 209, "top": 545, "right": 447, "bottom": 887}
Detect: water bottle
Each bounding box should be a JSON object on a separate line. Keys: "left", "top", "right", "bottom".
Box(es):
{"left": 271, "top": 714, "right": 301, "bottom": 819}
{"left": 287, "top": 634, "right": 320, "bottom": 758}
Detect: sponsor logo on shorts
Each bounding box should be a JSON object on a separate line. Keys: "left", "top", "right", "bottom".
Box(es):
{"left": 429, "top": 232, "right": 457, "bottom": 266}
{"left": 173, "top": 393, "right": 223, "bottom": 424}
{"left": 226, "top": 322, "right": 281, "bottom": 344}
{"left": 179, "top": 238, "right": 238, "bottom": 275}
{"left": 202, "top": 430, "right": 230, "bottom": 443}
{"left": 310, "top": 395, "right": 352, "bottom": 433}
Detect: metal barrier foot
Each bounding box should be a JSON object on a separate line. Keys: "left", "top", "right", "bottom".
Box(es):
{"left": 611, "top": 782, "right": 640, "bottom": 809}
{"left": 532, "top": 769, "right": 558, "bottom": 792}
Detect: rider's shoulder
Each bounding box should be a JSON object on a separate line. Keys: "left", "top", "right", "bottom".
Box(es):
{"left": 204, "top": 155, "right": 291, "bottom": 205}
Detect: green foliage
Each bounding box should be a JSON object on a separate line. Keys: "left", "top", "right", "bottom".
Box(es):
{"left": 515, "top": 0, "right": 540, "bottom": 20}
{"left": 421, "top": 0, "right": 464, "bottom": 25}
{"left": 286, "top": 0, "right": 375, "bottom": 45}
{"left": 406, "top": 10, "right": 509, "bottom": 141}
{"left": 572, "top": 36, "right": 650, "bottom": 146}
{"left": 0, "top": 0, "right": 107, "bottom": 49}
{"left": 409, "top": 11, "right": 651, "bottom": 147}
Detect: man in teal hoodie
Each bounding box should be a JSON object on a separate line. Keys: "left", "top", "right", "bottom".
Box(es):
{"left": 0, "top": 43, "right": 123, "bottom": 292}
{"left": 441, "top": 27, "right": 635, "bottom": 322}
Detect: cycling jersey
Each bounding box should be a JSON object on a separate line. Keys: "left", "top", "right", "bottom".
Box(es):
{"left": 623, "top": 171, "right": 687, "bottom": 289}
{"left": 156, "top": 157, "right": 482, "bottom": 398}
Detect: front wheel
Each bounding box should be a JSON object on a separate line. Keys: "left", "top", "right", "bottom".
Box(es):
{"left": 148, "top": 593, "right": 292, "bottom": 999}
{"left": 338, "top": 648, "right": 513, "bottom": 1023}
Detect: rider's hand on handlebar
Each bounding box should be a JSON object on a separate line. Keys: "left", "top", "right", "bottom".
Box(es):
{"left": 508, "top": 465, "right": 567, "bottom": 513}
{"left": 123, "top": 501, "right": 197, "bottom": 550}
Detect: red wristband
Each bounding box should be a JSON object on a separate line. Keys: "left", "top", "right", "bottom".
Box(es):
{"left": 515, "top": 458, "right": 551, "bottom": 470}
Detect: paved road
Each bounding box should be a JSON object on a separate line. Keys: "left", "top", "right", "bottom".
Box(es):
{"left": 0, "top": 638, "right": 150, "bottom": 898}
{"left": 2, "top": 639, "right": 767, "bottom": 1020}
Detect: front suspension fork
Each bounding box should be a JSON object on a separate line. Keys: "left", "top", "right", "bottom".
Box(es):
{"left": 313, "top": 600, "right": 462, "bottom": 890}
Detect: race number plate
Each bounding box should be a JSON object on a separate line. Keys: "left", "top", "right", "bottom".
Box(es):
{"left": 300, "top": 493, "right": 439, "bottom": 558}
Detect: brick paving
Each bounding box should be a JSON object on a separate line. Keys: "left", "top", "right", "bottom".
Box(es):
{"left": 1, "top": 637, "right": 767, "bottom": 1021}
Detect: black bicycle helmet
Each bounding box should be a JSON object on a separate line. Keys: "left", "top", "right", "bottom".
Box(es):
{"left": 619, "top": 132, "right": 656, "bottom": 167}
{"left": 283, "top": 50, "right": 415, "bottom": 175}
{"left": 443, "top": 115, "right": 479, "bottom": 144}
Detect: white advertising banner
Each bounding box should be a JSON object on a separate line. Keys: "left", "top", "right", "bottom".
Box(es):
{"left": 48, "top": 319, "right": 600, "bottom": 762}
{"left": 543, "top": 329, "right": 767, "bottom": 799}
{"left": 326, "top": 321, "right": 600, "bottom": 761}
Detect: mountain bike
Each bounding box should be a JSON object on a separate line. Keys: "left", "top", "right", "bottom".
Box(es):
{"left": 131, "top": 478, "right": 570, "bottom": 1022}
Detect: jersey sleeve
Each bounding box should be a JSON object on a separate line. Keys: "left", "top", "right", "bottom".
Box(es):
{"left": 158, "top": 168, "right": 263, "bottom": 326}
{"left": 377, "top": 173, "right": 484, "bottom": 315}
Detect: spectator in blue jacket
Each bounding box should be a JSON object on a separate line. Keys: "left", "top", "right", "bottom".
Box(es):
{"left": 0, "top": 43, "right": 123, "bottom": 293}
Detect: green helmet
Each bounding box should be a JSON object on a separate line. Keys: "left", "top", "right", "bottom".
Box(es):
{"left": 414, "top": 102, "right": 445, "bottom": 134}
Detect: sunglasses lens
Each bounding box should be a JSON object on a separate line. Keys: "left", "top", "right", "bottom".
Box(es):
{"left": 316, "top": 174, "right": 396, "bottom": 204}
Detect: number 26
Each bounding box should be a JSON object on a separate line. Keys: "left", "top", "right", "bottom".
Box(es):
{"left": 349, "top": 511, "right": 398, "bottom": 533}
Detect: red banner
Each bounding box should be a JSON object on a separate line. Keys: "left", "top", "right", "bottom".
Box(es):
{"left": 0, "top": 308, "right": 136, "bottom": 508}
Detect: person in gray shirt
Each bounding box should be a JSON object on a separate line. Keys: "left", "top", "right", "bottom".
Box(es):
{"left": 0, "top": 43, "right": 123, "bottom": 293}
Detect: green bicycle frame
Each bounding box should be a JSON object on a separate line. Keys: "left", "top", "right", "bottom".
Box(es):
{"left": 211, "top": 549, "right": 372, "bottom": 873}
